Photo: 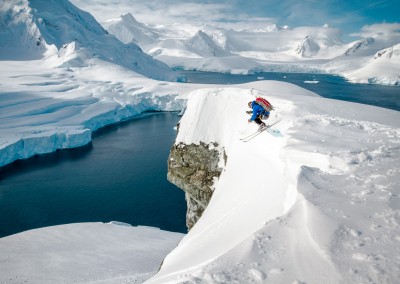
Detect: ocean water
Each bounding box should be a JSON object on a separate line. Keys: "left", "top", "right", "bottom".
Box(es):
{"left": 180, "top": 71, "right": 400, "bottom": 112}
{"left": 0, "top": 112, "right": 187, "bottom": 237}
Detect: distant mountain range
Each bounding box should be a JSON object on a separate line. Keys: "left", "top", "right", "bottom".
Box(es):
{"left": 103, "top": 12, "right": 400, "bottom": 85}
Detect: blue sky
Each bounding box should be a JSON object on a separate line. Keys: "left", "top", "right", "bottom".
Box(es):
{"left": 225, "top": 0, "right": 399, "bottom": 39}
{"left": 72, "top": 0, "right": 400, "bottom": 41}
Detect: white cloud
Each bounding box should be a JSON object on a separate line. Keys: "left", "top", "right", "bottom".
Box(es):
{"left": 70, "top": 0, "right": 274, "bottom": 30}
{"left": 71, "top": 0, "right": 225, "bottom": 24}
{"left": 351, "top": 23, "right": 400, "bottom": 37}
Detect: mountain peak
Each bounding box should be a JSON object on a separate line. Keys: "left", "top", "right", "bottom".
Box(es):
{"left": 186, "top": 30, "right": 220, "bottom": 57}
{"left": 295, "top": 36, "right": 320, "bottom": 57}
{"left": 344, "top": 37, "right": 375, "bottom": 56}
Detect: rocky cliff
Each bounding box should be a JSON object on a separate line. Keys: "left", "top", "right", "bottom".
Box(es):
{"left": 167, "top": 141, "right": 226, "bottom": 230}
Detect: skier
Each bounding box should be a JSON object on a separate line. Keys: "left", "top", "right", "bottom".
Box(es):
{"left": 247, "top": 101, "right": 270, "bottom": 130}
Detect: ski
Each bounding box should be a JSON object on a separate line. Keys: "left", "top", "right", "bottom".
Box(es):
{"left": 240, "top": 120, "right": 281, "bottom": 142}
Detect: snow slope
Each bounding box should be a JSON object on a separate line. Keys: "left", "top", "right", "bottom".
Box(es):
{"left": 0, "top": 0, "right": 178, "bottom": 81}
{"left": 0, "top": 222, "right": 183, "bottom": 283}
{"left": 147, "top": 84, "right": 400, "bottom": 283}
{"left": 102, "top": 13, "right": 160, "bottom": 46}
{"left": 343, "top": 43, "right": 400, "bottom": 85}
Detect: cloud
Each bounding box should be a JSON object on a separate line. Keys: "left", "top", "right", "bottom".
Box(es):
{"left": 69, "top": 0, "right": 399, "bottom": 41}
{"left": 350, "top": 23, "right": 400, "bottom": 37}
{"left": 71, "top": 0, "right": 229, "bottom": 25}
{"left": 70, "top": 0, "right": 275, "bottom": 32}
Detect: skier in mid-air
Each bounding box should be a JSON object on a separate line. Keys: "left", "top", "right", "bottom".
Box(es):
{"left": 247, "top": 100, "right": 270, "bottom": 130}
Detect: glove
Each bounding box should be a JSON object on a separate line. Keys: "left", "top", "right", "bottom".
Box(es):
{"left": 246, "top": 110, "right": 252, "bottom": 114}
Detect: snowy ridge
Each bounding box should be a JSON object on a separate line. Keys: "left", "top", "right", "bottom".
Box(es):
{"left": 342, "top": 43, "right": 400, "bottom": 85}
{"left": 147, "top": 86, "right": 400, "bottom": 283}
{"left": 103, "top": 13, "right": 160, "bottom": 46}
{"left": 295, "top": 36, "right": 320, "bottom": 57}
{"left": 344, "top": 37, "right": 375, "bottom": 56}
{"left": 185, "top": 30, "right": 231, "bottom": 57}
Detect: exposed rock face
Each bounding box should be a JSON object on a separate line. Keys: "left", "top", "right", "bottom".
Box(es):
{"left": 168, "top": 142, "right": 226, "bottom": 230}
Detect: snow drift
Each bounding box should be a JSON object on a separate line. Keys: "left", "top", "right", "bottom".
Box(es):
{"left": 147, "top": 84, "right": 400, "bottom": 283}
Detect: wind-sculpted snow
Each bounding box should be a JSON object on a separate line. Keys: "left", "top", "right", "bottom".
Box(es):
{"left": 147, "top": 87, "right": 400, "bottom": 283}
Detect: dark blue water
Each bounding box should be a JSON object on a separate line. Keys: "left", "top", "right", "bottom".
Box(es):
{"left": 0, "top": 113, "right": 187, "bottom": 238}
{"left": 179, "top": 71, "right": 400, "bottom": 111}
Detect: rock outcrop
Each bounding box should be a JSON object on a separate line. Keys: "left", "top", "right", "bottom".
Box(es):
{"left": 168, "top": 141, "right": 226, "bottom": 230}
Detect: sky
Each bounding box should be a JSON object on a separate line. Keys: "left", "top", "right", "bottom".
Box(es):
{"left": 70, "top": 0, "right": 400, "bottom": 41}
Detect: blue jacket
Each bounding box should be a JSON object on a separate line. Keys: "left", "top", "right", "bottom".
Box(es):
{"left": 250, "top": 101, "right": 269, "bottom": 121}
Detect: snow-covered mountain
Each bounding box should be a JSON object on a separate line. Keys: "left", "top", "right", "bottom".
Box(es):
{"left": 102, "top": 14, "right": 399, "bottom": 85}
{"left": 0, "top": 0, "right": 178, "bottom": 81}
{"left": 102, "top": 13, "right": 160, "bottom": 46}
{"left": 343, "top": 43, "right": 400, "bottom": 84}
{"left": 344, "top": 37, "right": 375, "bottom": 56}
{"left": 295, "top": 36, "right": 321, "bottom": 57}
{"left": 185, "top": 30, "right": 231, "bottom": 57}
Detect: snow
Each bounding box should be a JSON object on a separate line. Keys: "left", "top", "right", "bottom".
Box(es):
{"left": 343, "top": 43, "right": 400, "bottom": 85}
{"left": 147, "top": 86, "right": 400, "bottom": 284}
{"left": 0, "top": 223, "right": 183, "bottom": 283}
{"left": 1, "top": 1, "right": 400, "bottom": 283}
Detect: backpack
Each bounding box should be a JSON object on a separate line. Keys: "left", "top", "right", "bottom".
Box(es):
{"left": 255, "top": 97, "right": 274, "bottom": 112}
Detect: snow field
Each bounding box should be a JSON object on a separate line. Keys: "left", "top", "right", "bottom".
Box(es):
{"left": 0, "top": 223, "right": 184, "bottom": 284}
